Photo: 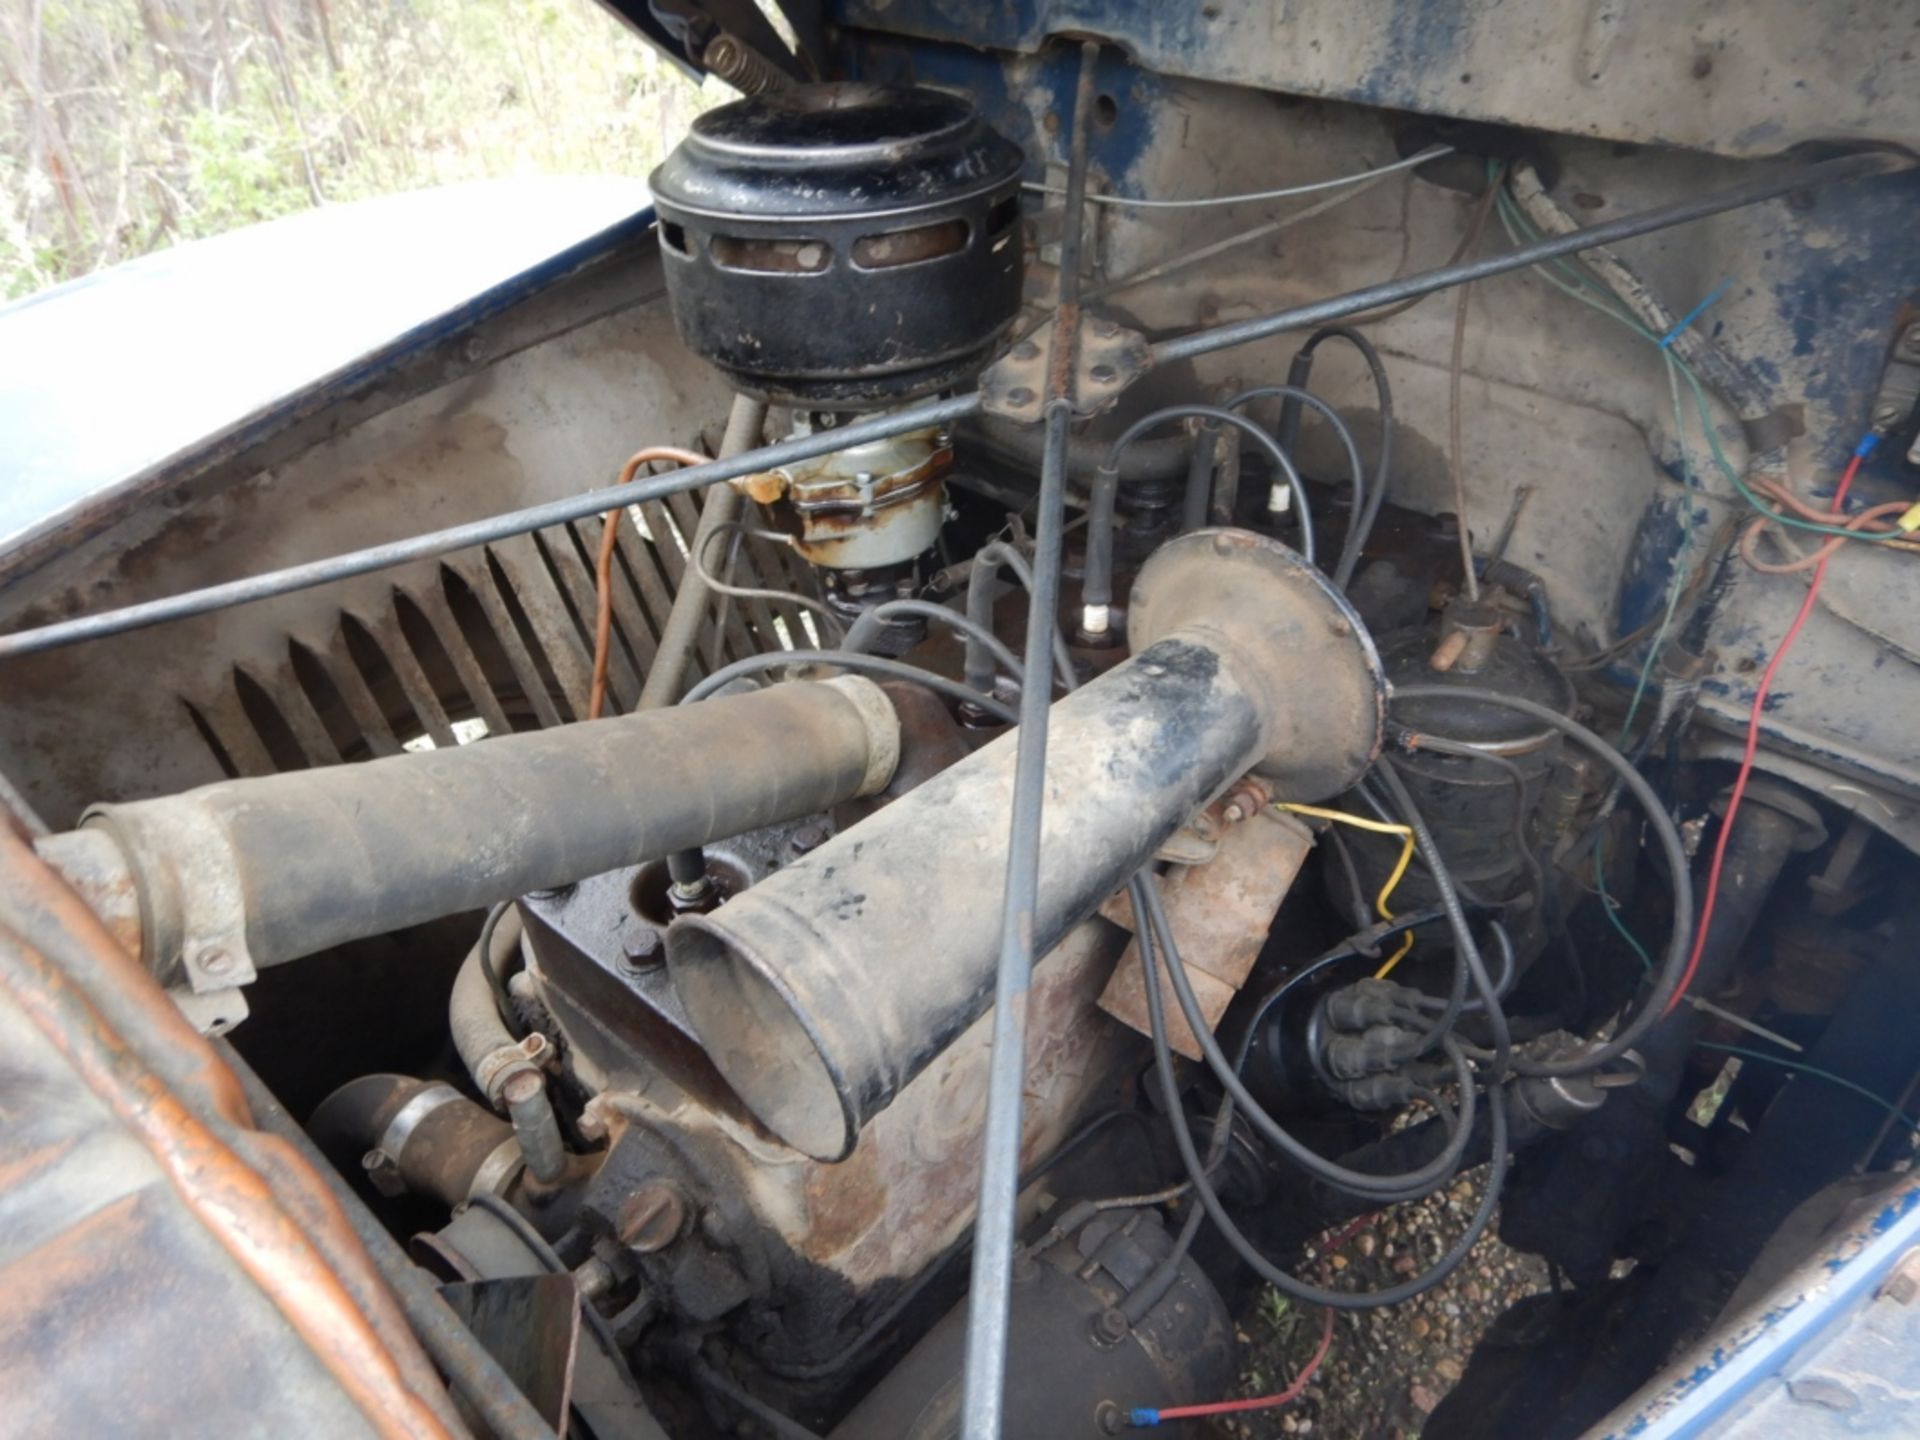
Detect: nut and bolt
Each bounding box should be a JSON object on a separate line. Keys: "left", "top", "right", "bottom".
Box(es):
{"left": 361, "top": 1148, "right": 405, "bottom": 1198}
{"left": 197, "top": 947, "right": 235, "bottom": 977}
{"left": 619, "top": 929, "right": 666, "bottom": 974}
{"left": 618, "top": 1181, "right": 689, "bottom": 1253}
{"left": 1088, "top": 1307, "right": 1130, "bottom": 1348}
{"left": 788, "top": 823, "right": 829, "bottom": 857}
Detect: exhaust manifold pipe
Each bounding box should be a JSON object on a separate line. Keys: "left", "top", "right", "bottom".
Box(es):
{"left": 668, "top": 530, "right": 1387, "bottom": 1161}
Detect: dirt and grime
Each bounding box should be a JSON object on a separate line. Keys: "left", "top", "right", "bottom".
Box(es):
{"left": 1220, "top": 1194, "right": 1550, "bottom": 1440}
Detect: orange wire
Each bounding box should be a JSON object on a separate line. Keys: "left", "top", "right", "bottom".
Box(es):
{"left": 589, "top": 445, "right": 708, "bottom": 720}
{"left": 1738, "top": 500, "right": 1906, "bottom": 574}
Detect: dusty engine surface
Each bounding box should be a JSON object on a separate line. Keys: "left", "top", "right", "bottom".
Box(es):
{"left": 4, "top": 16, "right": 1920, "bottom": 1440}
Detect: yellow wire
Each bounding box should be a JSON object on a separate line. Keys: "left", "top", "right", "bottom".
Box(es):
{"left": 1274, "top": 802, "right": 1417, "bottom": 978}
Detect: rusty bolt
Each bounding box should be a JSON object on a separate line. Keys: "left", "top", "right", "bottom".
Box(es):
{"left": 362, "top": 1148, "right": 405, "bottom": 1198}
{"left": 197, "top": 947, "right": 235, "bottom": 977}
{"left": 619, "top": 1182, "right": 689, "bottom": 1253}
{"left": 1878, "top": 1246, "right": 1920, "bottom": 1304}
{"left": 1088, "top": 1307, "right": 1129, "bottom": 1348}
{"left": 620, "top": 929, "right": 665, "bottom": 974}
{"left": 1006, "top": 385, "right": 1036, "bottom": 407}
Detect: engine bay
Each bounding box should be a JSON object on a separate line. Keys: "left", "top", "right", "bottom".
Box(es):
{"left": 3, "top": 12, "right": 1920, "bottom": 1439}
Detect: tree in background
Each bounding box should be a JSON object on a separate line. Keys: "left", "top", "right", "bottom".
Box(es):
{"left": 0, "top": 0, "right": 713, "bottom": 298}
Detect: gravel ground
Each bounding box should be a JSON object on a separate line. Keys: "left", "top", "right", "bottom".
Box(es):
{"left": 1218, "top": 1187, "right": 1549, "bottom": 1440}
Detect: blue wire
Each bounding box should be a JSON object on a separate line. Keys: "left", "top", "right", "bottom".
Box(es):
{"left": 1655, "top": 277, "right": 1732, "bottom": 350}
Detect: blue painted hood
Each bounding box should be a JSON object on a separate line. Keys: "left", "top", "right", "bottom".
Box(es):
{"left": 0, "top": 177, "right": 654, "bottom": 558}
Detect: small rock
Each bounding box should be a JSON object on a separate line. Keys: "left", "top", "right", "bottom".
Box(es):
{"left": 1410, "top": 1383, "right": 1440, "bottom": 1414}
{"left": 1464, "top": 1283, "right": 1485, "bottom": 1303}
{"left": 1355, "top": 1231, "right": 1378, "bottom": 1257}
{"left": 1331, "top": 1254, "right": 1349, "bottom": 1271}
{"left": 1435, "top": 1357, "right": 1464, "bottom": 1385}
{"left": 1409, "top": 1316, "right": 1430, "bottom": 1339}
{"left": 1393, "top": 1254, "right": 1418, "bottom": 1275}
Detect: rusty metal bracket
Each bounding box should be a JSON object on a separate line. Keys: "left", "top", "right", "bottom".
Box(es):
{"left": 979, "top": 312, "right": 1152, "bottom": 423}
{"left": 1871, "top": 318, "right": 1920, "bottom": 466}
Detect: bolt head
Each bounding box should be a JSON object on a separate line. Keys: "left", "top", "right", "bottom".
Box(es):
{"left": 619, "top": 1182, "right": 688, "bottom": 1253}
{"left": 197, "top": 947, "right": 235, "bottom": 977}
{"left": 1089, "top": 362, "right": 1118, "bottom": 384}
{"left": 1012, "top": 339, "right": 1040, "bottom": 361}
{"left": 789, "top": 823, "right": 829, "bottom": 856}
{"left": 1005, "top": 385, "right": 1036, "bottom": 407}
{"left": 620, "top": 929, "right": 666, "bottom": 973}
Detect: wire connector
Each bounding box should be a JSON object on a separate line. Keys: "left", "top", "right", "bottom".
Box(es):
{"left": 1127, "top": 1408, "right": 1161, "bottom": 1429}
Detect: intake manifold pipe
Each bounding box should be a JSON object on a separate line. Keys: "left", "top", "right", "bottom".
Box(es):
{"left": 37, "top": 676, "right": 899, "bottom": 991}
{"left": 668, "top": 530, "right": 1388, "bottom": 1161}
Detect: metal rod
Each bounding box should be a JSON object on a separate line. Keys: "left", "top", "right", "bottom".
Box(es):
{"left": 3, "top": 153, "right": 1897, "bottom": 663}
{"left": 959, "top": 39, "right": 1100, "bottom": 1440}
{"left": 634, "top": 393, "right": 768, "bottom": 709}
{"left": 1149, "top": 151, "right": 1902, "bottom": 366}
{"left": 0, "top": 392, "right": 977, "bottom": 659}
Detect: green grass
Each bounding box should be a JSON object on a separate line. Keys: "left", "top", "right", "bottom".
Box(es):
{"left": 1, "top": 0, "right": 718, "bottom": 299}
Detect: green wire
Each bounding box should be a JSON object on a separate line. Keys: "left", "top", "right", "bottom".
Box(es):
{"left": 1697, "top": 1041, "right": 1920, "bottom": 1138}
{"left": 1492, "top": 177, "right": 1894, "bottom": 545}
{"left": 1592, "top": 843, "right": 1656, "bottom": 976}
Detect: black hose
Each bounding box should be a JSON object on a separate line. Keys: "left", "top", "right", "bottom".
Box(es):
{"left": 1374, "top": 759, "right": 1514, "bottom": 1080}
{"left": 682, "top": 649, "right": 1015, "bottom": 723}
{"left": 1140, "top": 889, "right": 1510, "bottom": 1309}
{"left": 1084, "top": 405, "right": 1318, "bottom": 625}
{"left": 1391, "top": 685, "right": 1693, "bottom": 1077}
{"left": 1133, "top": 875, "right": 1476, "bottom": 1203}
{"left": 1282, "top": 326, "right": 1397, "bottom": 586}
{"left": 1224, "top": 381, "right": 1368, "bottom": 588}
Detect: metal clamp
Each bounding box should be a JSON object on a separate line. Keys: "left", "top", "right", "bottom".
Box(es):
{"left": 980, "top": 313, "right": 1151, "bottom": 423}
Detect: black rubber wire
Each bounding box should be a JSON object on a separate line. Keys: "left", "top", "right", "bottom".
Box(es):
{"left": 1133, "top": 874, "right": 1477, "bottom": 1203}
{"left": 1390, "top": 684, "right": 1694, "bottom": 1078}
{"left": 682, "top": 649, "right": 1016, "bottom": 723}
{"left": 1139, "top": 880, "right": 1511, "bottom": 1309}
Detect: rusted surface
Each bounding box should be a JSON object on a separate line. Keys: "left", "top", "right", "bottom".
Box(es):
{"left": 0, "top": 820, "right": 464, "bottom": 1439}
{"left": 790, "top": 920, "right": 1131, "bottom": 1280}
{"left": 1098, "top": 807, "right": 1314, "bottom": 1060}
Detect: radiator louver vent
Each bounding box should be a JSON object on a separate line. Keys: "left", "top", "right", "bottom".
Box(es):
{"left": 183, "top": 494, "right": 819, "bottom": 776}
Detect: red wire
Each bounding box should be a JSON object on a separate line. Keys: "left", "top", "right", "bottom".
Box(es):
{"left": 1663, "top": 452, "right": 1866, "bottom": 1015}
{"left": 1149, "top": 1306, "right": 1335, "bottom": 1423}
